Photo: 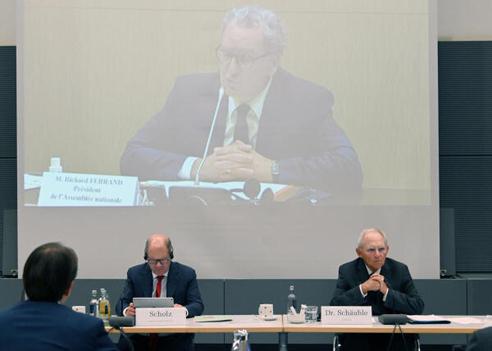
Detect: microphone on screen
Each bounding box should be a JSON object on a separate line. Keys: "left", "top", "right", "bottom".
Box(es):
{"left": 168, "top": 87, "right": 230, "bottom": 205}
{"left": 243, "top": 178, "right": 261, "bottom": 200}
{"left": 239, "top": 179, "right": 274, "bottom": 204}
{"left": 194, "top": 87, "right": 225, "bottom": 185}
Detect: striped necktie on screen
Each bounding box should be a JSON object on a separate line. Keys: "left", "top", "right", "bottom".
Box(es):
{"left": 234, "top": 104, "right": 250, "bottom": 144}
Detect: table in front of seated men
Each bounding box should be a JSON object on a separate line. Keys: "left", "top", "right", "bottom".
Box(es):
{"left": 282, "top": 315, "right": 489, "bottom": 334}
{"left": 117, "top": 314, "right": 283, "bottom": 334}
{"left": 110, "top": 314, "right": 492, "bottom": 351}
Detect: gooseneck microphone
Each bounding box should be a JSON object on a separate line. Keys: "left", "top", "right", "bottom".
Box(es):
{"left": 194, "top": 87, "right": 225, "bottom": 185}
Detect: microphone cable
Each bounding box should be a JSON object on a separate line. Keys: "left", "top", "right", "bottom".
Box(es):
{"left": 385, "top": 323, "right": 410, "bottom": 351}
{"left": 112, "top": 299, "right": 135, "bottom": 351}
{"left": 398, "top": 323, "right": 409, "bottom": 351}
{"left": 111, "top": 325, "right": 135, "bottom": 351}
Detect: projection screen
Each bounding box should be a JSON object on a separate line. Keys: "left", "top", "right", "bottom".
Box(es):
{"left": 17, "top": 0, "right": 439, "bottom": 278}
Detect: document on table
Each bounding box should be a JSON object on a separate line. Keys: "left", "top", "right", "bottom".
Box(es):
{"left": 446, "top": 317, "right": 485, "bottom": 324}
{"left": 194, "top": 315, "right": 233, "bottom": 323}
{"left": 407, "top": 315, "right": 451, "bottom": 324}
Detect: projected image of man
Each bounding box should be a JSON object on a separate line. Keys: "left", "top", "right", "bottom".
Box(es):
{"left": 0, "top": 242, "right": 116, "bottom": 351}
{"left": 120, "top": 5, "right": 362, "bottom": 199}
{"left": 330, "top": 228, "right": 424, "bottom": 351}
{"left": 116, "top": 234, "right": 204, "bottom": 351}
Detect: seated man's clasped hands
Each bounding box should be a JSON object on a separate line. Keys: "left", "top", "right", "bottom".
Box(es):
{"left": 191, "top": 140, "right": 273, "bottom": 182}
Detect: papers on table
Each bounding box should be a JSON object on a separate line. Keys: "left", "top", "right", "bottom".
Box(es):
{"left": 407, "top": 315, "right": 451, "bottom": 324}
{"left": 408, "top": 315, "right": 487, "bottom": 325}
{"left": 194, "top": 315, "right": 233, "bottom": 323}
{"left": 446, "top": 317, "right": 485, "bottom": 324}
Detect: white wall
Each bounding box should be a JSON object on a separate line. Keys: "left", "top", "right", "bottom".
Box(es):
{"left": 438, "top": 0, "right": 492, "bottom": 39}
{"left": 0, "top": 0, "right": 16, "bottom": 45}
{"left": 2, "top": 0, "right": 492, "bottom": 45}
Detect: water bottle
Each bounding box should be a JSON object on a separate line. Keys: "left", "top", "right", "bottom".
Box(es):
{"left": 287, "top": 285, "right": 297, "bottom": 314}
{"left": 89, "top": 289, "right": 99, "bottom": 317}
{"left": 49, "top": 157, "right": 63, "bottom": 173}
{"left": 98, "top": 288, "right": 111, "bottom": 321}
{"left": 231, "top": 330, "right": 251, "bottom": 351}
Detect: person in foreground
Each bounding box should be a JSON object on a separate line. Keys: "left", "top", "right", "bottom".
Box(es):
{"left": 116, "top": 233, "right": 204, "bottom": 351}
{"left": 0, "top": 242, "right": 117, "bottom": 351}
{"left": 120, "top": 5, "right": 362, "bottom": 199}
{"left": 330, "top": 228, "right": 424, "bottom": 351}
{"left": 466, "top": 326, "right": 492, "bottom": 351}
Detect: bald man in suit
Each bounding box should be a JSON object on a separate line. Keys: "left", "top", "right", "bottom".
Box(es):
{"left": 116, "top": 234, "right": 203, "bottom": 351}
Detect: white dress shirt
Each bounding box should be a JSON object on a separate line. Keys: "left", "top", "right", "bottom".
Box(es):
{"left": 178, "top": 79, "right": 273, "bottom": 180}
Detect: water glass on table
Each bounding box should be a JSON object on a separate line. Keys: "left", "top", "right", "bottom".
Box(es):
{"left": 305, "top": 305, "right": 318, "bottom": 323}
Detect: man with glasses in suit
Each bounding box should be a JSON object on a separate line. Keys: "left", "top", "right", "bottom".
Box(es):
{"left": 116, "top": 233, "right": 203, "bottom": 351}
{"left": 330, "top": 228, "right": 424, "bottom": 351}
{"left": 121, "top": 5, "right": 362, "bottom": 200}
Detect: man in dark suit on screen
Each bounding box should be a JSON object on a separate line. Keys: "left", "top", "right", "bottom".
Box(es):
{"left": 330, "top": 228, "right": 424, "bottom": 351}
{"left": 0, "top": 242, "right": 116, "bottom": 351}
{"left": 120, "top": 5, "right": 362, "bottom": 200}
{"left": 116, "top": 233, "right": 204, "bottom": 351}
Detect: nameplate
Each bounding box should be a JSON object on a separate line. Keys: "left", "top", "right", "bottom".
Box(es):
{"left": 321, "top": 306, "right": 372, "bottom": 324}
{"left": 37, "top": 172, "right": 139, "bottom": 206}
{"left": 135, "top": 307, "right": 186, "bottom": 326}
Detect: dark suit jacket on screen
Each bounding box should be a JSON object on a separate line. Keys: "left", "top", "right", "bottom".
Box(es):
{"left": 120, "top": 69, "right": 362, "bottom": 195}
{"left": 0, "top": 300, "right": 116, "bottom": 351}
{"left": 330, "top": 257, "right": 424, "bottom": 315}
{"left": 467, "top": 327, "right": 492, "bottom": 351}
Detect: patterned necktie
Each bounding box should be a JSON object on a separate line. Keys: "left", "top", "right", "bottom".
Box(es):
{"left": 234, "top": 104, "right": 250, "bottom": 144}
{"left": 155, "top": 275, "right": 164, "bottom": 297}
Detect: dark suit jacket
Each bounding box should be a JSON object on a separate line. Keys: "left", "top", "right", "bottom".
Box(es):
{"left": 330, "top": 257, "right": 424, "bottom": 315}
{"left": 467, "top": 327, "right": 492, "bottom": 351}
{"left": 0, "top": 300, "right": 116, "bottom": 351}
{"left": 120, "top": 69, "right": 362, "bottom": 195}
{"left": 116, "top": 261, "right": 204, "bottom": 317}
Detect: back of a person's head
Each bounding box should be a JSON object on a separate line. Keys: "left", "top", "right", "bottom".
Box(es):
{"left": 23, "top": 242, "right": 78, "bottom": 302}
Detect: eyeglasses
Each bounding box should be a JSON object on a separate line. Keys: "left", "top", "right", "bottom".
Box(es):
{"left": 216, "top": 47, "right": 272, "bottom": 69}
{"left": 365, "top": 247, "right": 387, "bottom": 255}
{"left": 147, "top": 257, "right": 171, "bottom": 266}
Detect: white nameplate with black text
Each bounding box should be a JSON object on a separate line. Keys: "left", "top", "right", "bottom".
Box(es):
{"left": 136, "top": 307, "right": 186, "bottom": 326}
{"left": 37, "top": 172, "right": 140, "bottom": 206}
{"left": 321, "top": 306, "right": 372, "bottom": 324}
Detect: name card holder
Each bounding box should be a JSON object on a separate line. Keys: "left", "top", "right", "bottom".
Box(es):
{"left": 136, "top": 307, "right": 186, "bottom": 326}
{"left": 321, "top": 306, "right": 372, "bottom": 324}
{"left": 37, "top": 172, "right": 140, "bottom": 206}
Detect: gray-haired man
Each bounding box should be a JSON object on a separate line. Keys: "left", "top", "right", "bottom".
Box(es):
{"left": 330, "top": 228, "right": 424, "bottom": 351}
{"left": 121, "top": 5, "right": 362, "bottom": 197}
